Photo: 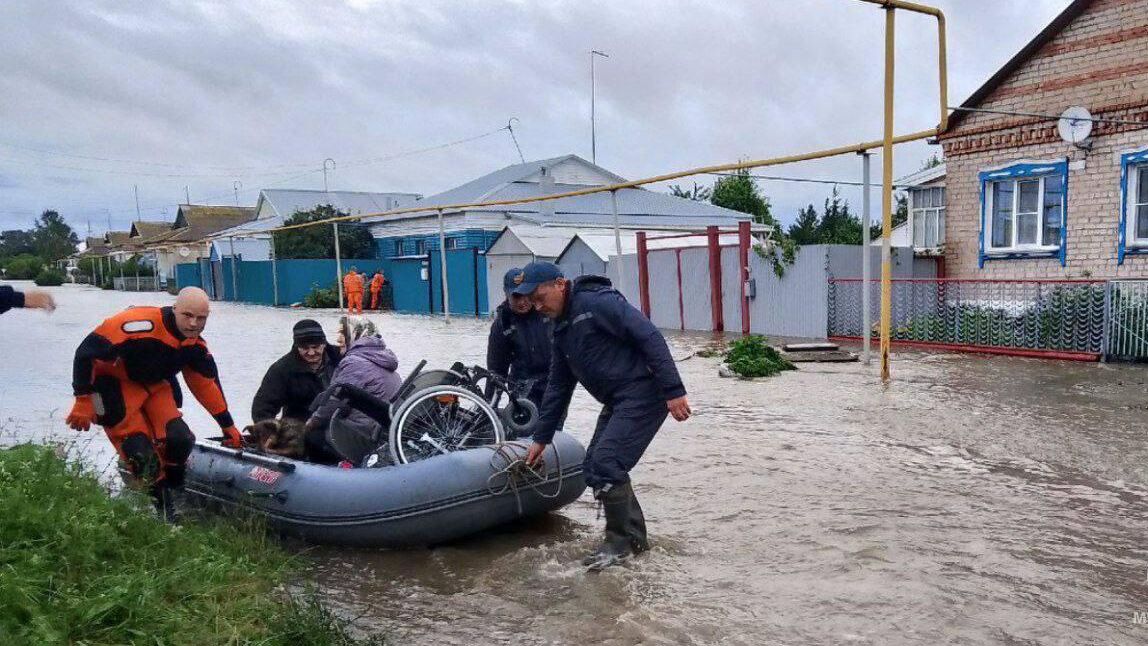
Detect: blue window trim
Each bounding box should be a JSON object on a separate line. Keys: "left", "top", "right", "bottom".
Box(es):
{"left": 1117, "top": 147, "right": 1148, "bottom": 265}
{"left": 978, "top": 160, "right": 1069, "bottom": 268}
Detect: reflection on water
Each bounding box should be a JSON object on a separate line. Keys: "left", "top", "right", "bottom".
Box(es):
{"left": 3, "top": 284, "right": 1148, "bottom": 644}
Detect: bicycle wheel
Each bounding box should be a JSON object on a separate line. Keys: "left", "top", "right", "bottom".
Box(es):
{"left": 388, "top": 386, "right": 504, "bottom": 464}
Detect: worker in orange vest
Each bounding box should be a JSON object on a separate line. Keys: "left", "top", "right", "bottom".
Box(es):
{"left": 343, "top": 267, "right": 364, "bottom": 314}
{"left": 369, "top": 270, "right": 386, "bottom": 310}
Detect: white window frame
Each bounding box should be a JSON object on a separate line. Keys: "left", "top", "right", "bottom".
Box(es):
{"left": 1129, "top": 164, "right": 1148, "bottom": 247}
{"left": 984, "top": 175, "right": 1062, "bottom": 253}
{"left": 415, "top": 239, "right": 427, "bottom": 255}
{"left": 909, "top": 186, "right": 946, "bottom": 249}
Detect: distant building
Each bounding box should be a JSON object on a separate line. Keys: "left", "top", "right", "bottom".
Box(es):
{"left": 938, "top": 0, "right": 1148, "bottom": 278}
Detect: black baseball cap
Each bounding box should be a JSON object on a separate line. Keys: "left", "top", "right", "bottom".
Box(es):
{"left": 510, "top": 261, "right": 563, "bottom": 296}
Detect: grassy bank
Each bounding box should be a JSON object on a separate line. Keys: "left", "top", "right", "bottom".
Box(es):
{"left": 0, "top": 444, "right": 382, "bottom": 645}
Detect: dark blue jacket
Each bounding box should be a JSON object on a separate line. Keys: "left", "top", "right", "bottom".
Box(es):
{"left": 0, "top": 285, "right": 25, "bottom": 314}
{"left": 533, "top": 275, "right": 686, "bottom": 444}
{"left": 487, "top": 302, "right": 553, "bottom": 402}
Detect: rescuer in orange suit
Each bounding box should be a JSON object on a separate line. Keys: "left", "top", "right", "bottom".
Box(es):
{"left": 343, "top": 266, "right": 364, "bottom": 314}
{"left": 66, "top": 287, "right": 242, "bottom": 521}
{"left": 369, "top": 270, "right": 386, "bottom": 310}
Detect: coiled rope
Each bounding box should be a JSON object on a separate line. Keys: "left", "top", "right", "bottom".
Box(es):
{"left": 484, "top": 441, "right": 564, "bottom": 515}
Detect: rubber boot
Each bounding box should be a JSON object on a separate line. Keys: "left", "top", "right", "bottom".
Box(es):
{"left": 582, "top": 483, "right": 635, "bottom": 571}
{"left": 151, "top": 483, "right": 181, "bottom": 524}
{"left": 627, "top": 491, "right": 650, "bottom": 555}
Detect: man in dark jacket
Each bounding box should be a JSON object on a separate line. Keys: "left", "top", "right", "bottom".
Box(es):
{"left": 487, "top": 267, "right": 553, "bottom": 414}
{"left": 517, "top": 262, "right": 691, "bottom": 570}
{"left": 251, "top": 319, "right": 341, "bottom": 423}
{"left": 1, "top": 285, "right": 55, "bottom": 314}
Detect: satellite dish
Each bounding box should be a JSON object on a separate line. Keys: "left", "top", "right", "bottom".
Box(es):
{"left": 1058, "top": 106, "right": 1093, "bottom": 146}
{"left": 178, "top": 246, "right": 191, "bottom": 258}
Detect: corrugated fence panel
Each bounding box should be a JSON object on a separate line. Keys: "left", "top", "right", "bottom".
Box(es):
{"left": 646, "top": 249, "right": 680, "bottom": 329}
{"left": 175, "top": 263, "right": 201, "bottom": 290}
{"left": 720, "top": 246, "right": 740, "bottom": 332}
{"left": 390, "top": 257, "right": 431, "bottom": 313}
{"left": 679, "top": 247, "right": 713, "bottom": 331}
{"left": 237, "top": 261, "right": 274, "bottom": 305}
{"left": 748, "top": 245, "right": 829, "bottom": 339}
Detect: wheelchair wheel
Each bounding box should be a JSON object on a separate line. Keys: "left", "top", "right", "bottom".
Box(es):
{"left": 388, "top": 386, "right": 504, "bottom": 464}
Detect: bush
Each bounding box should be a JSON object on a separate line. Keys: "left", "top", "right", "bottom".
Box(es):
{"left": 303, "top": 282, "right": 340, "bottom": 308}
{"left": 0, "top": 444, "right": 382, "bottom": 645}
{"left": 33, "top": 268, "right": 65, "bottom": 286}
{"left": 2, "top": 254, "right": 44, "bottom": 280}
{"left": 724, "top": 335, "right": 795, "bottom": 378}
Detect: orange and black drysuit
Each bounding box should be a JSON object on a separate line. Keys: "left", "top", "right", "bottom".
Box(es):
{"left": 68, "top": 306, "right": 240, "bottom": 494}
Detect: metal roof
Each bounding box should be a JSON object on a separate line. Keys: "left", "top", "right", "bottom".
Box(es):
{"left": 895, "top": 163, "right": 947, "bottom": 187}
{"left": 258, "top": 189, "right": 420, "bottom": 219}
{"left": 486, "top": 225, "right": 587, "bottom": 258}
{"left": 408, "top": 155, "right": 624, "bottom": 211}
{"left": 211, "top": 214, "right": 285, "bottom": 239}
{"left": 559, "top": 230, "right": 746, "bottom": 263}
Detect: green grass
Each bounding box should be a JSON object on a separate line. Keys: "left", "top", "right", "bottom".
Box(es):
{"left": 724, "top": 335, "right": 795, "bottom": 379}
{"left": 0, "top": 444, "right": 382, "bottom": 646}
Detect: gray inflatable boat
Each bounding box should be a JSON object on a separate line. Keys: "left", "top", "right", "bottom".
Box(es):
{"left": 183, "top": 432, "right": 586, "bottom": 547}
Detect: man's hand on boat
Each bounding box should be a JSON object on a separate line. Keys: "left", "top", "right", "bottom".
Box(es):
{"left": 667, "top": 395, "right": 692, "bottom": 422}
{"left": 525, "top": 441, "right": 547, "bottom": 467}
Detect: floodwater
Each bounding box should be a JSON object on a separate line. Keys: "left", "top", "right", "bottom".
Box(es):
{"left": 3, "top": 283, "right": 1148, "bottom": 644}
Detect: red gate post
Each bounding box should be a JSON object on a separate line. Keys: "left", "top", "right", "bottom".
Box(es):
{"left": 707, "top": 226, "right": 724, "bottom": 332}
{"left": 636, "top": 231, "right": 651, "bottom": 317}
{"left": 739, "top": 220, "right": 751, "bottom": 335}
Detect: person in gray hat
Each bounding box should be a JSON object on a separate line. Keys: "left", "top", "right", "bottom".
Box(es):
{"left": 516, "top": 261, "right": 691, "bottom": 570}
{"left": 486, "top": 267, "right": 554, "bottom": 427}
{"left": 251, "top": 319, "right": 342, "bottom": 423}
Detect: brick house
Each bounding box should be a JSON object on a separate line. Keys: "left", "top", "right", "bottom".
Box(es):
{"left": 938, "top": 0, "right": 1148, "bottom": 279}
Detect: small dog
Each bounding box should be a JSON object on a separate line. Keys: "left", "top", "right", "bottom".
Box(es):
{"left": 243, "top": 418, "right": 307, "bottom": 459}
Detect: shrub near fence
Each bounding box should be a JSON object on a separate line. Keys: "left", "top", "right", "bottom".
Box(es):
{"left": 828, "top": 279, "right": 1108, "bottom": 358}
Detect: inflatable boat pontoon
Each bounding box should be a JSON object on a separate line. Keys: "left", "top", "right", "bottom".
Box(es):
{"left": 184, "top": 432, "right": 586, "bottom": 547}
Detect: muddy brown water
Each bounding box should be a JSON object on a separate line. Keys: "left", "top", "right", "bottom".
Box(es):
{"left": 3, "top": 284, "right": 1148, "bottom": 644}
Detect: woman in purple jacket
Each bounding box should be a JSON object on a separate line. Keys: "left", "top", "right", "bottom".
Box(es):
{"left": 306, "top": 316, "right": 401, "bottom": 464}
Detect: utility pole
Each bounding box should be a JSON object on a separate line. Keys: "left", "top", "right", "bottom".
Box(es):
{"left": 185, "top": 185, "right": 191, "bottom": 205}
{"left": 134, "top": 185, "right": 141, "bottom": 221}
{"left": 859, "top": 151, "right": 872, "bottom": 365}
{"left": 233, "top": 180, "right": 242, "bottom": 207}
{"left": 590, "top": 49, "right": 609, "bottom": 165}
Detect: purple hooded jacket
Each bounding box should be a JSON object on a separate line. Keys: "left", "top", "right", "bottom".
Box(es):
{"left": 308, "top": 335, "right": 401, "bottom": 433}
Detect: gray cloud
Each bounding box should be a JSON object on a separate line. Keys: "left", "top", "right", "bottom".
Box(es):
{"left": 0, "top": 0, "right": 1070, "bottom": 233}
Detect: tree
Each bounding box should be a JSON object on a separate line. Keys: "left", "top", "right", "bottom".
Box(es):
{"left": 815, "top": 186, "right": 863, "bottom": 244}
{"left": 786, "top": 204, "right": 821, "bottom": 244}
{"left": 710, "top": 169, "right": 776, "bottom": 228}
{"left": 0, "top": 230, "right": 35, "bottom": 258}
{"left": 921, "top": 153, "right": 943, "bottom": 170}
{"left": 31, "top": 210, "right": 79, "bottom": 262}
{"left": 272, "top": 205, "right": 376, "bottom": 260}
{"left": 870, "top": 192, "right": 908, "bottom": 239}
{"left": 668, "top": 182, "right": 712, "bottom": 202}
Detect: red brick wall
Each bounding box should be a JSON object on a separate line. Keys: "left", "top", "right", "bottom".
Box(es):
{"left": 940, "top": 0, "right": 1148, "bottom": 278}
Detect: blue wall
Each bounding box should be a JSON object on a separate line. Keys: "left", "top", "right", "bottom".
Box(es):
{"left": 175, "top": 263, "right": 202, "bottom": 289}
{"left": 375, "top": 228, "right": 500, "bottom": 258}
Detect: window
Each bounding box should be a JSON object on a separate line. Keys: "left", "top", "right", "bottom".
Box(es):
{"left": 393, "top": 240, "right": 403, "bottom": 256}
{"left": 987, "top": 175, "right": 1061, "bottom": 251}
{"left": 1119, "top": 149, "right": 1148, "bottom": 264}
{"left": 444, "top": 237, "right": 459, "bottom": 250}
{"left": 979, "top": 160, "right": 1067, "bottom": 267}
{"left": 910, "top": 186, "right": 946, "bottom": 248}
{"left": 415, "top": 239, "right": 427, "bottom": 255}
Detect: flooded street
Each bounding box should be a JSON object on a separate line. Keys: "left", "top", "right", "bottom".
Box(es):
{"left": 4, "top": 283, "right": 1148, "bottom": 644}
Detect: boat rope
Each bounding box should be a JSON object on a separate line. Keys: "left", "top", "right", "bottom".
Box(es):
{"left": 483, "top": 441, "right": 564, "bottom": 515}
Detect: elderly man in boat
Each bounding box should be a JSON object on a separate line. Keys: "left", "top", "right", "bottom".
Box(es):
{"left": 513, "top": 262, "right": 691, "bottom": 570}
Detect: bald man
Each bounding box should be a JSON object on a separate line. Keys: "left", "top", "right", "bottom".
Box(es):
{"left": 67, "top": 287, "right": 242, "bottom": 520}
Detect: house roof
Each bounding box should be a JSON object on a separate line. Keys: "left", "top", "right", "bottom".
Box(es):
{"left": 129, "top": 220, "right": 173, "bottom": 241}
{"left": 487, "top": 226, "right": 587, "bottom": 259}
{"left": 159, "top": 205, "right": 257, "bottom": 244}
{"left": 558, "top": 230, "right": 749, "bottom": 263}
{"left": 895, "top": 163, "right": 947, "bottom": 187}
{"left": 946, "top": 0, "right": 1093, "bottom": 132}
{"left": 365, "top": 154, "right": 752, "bottom": 231}
{"left": 104, "top": 231, "right": 134, "bottom": 248}
{"left": 79, "top": 236, "right": 111, "bottom": 256}
{"left": 256, "top": 189, "right": 421, "bottom": 220}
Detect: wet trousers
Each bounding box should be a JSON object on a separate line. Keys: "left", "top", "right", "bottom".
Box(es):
{"left": 92, "top": 367, "right": 195, "bottom": 489}
{"left": 369, "top": 289, "right": 382, "bottom": 310}
{"left": 583, "top": 391, "right": 668, "bottom": 491}
{"left": 346, "top": 292, "right": 363, "bottom": 314}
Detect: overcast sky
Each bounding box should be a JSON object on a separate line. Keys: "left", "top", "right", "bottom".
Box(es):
{"left": 0, "top": 0, "right": 1069, "bottom": 235}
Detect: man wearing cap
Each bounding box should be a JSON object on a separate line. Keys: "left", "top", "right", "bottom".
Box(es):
{"left": 517, "top": 262, "right": 691, "bottom": 570}
{"left": 486, "top": 267, "right": 553, "bottom": 425}
{"left": 252, "top": 319, "right": 343, "bottom": 423}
